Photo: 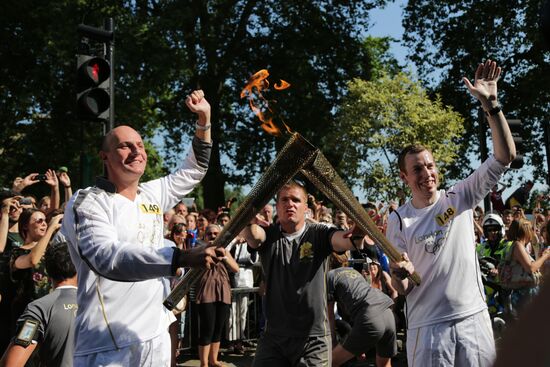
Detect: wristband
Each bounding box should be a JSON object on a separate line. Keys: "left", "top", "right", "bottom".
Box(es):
{"left": 484, "top": 104, "right": 501, "bottom": 117}
{"left": 195, "top": 122, "right": 211, "bottom": 131}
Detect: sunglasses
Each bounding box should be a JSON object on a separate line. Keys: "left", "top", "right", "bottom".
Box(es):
{"left": 172, "top": 223, "right": 186, "bottom": 233}
{"left": 33, "top": 218, "right": 47, "bottom": 224}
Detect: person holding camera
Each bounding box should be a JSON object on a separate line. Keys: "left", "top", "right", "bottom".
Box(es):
{"left": 8, "top": 208, "right": 63, "bottom": 336}
{"left": 0, "top": 191, "right": 26, "bottom": 352}
{"left": 387, "top": 60, "right": 516, "bottom": 367}
{"left": 60, "top": 90, "right": 223, "bottom": 367}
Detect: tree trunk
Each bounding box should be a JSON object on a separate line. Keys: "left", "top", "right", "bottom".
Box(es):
{"left": 201, "top": 79, "right": 226, "bottom": 210}
{"left": 202, "top": 139, "right": 226, "bottom": 210}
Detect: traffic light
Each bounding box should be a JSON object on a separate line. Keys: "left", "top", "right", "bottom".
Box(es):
{"left": 508, "top": 119, "right": 524, "bottom": 169}
{"left": 76, "top": 55, "right": 110, "bottom": 121}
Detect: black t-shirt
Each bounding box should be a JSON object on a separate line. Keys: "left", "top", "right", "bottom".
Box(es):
{"left": 16, "top": 287, "right": 77, "bottom": 367}
{"left": 259, "top": 223, "right": 337, "bottom": 337}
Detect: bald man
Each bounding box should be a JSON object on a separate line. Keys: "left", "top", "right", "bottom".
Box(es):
{"left": 61, "top": 90, "right": 222, "bottom": 366}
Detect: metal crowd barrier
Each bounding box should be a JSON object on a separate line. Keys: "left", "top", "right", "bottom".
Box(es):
{"left": 178, "top": 286, "right": 262, "bottom": 352}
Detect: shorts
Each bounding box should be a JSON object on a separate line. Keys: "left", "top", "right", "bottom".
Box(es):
{"left": 252, "top": 333, "right": 331, "bottom": 367}
{"left": 342, "top": 307, "right": 397, "bottom": 358}
{"left": 406, "top": 310, "right": 495, "bottom": 367}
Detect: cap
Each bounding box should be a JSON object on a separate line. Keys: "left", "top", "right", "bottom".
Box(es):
{"left": 58, "top": 166, "right": 68, "bottom": 173}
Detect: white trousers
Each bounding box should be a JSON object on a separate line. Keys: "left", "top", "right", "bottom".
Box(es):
{"left": 74, "top": 331, "right": 171, "bottom": 367}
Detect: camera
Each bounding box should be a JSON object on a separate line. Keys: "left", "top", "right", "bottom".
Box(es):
{"left": 33, "top": 174, "right": 47, "bottom": 181}
{"left": 18, "top": 197, "right": 33, "bottom": 205}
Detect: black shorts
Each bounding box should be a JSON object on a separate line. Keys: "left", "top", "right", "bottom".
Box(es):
{"left": 342, "top": 307, "right": 397, "bottom": 358}
{"left": 253, "top": 333, "right": 331, "bottom": 367}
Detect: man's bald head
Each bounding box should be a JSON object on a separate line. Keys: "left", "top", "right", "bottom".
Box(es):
{"left": 99, "top": 125, "right": 148, "bottom": 186}
{"left": 101, "top": 125, "right": 141, "bottom": 152}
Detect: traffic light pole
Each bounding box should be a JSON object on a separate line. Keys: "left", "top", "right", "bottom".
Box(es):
{"left": 104, "top": 18, "right": 115, "bottom": 131}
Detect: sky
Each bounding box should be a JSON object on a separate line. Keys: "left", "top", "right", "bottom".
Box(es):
{"left": 368, "top": 0, "right": 409, "bottom": 66}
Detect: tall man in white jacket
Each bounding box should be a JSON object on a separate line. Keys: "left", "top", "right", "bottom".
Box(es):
{"left": 61, "top": 90, "right": 221, "bottom": 366}
{"left": 387, "top": 60, "right": 516, "bottom": 367}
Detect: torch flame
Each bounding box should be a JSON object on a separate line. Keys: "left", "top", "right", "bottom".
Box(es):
{"left": 274, "top": 80, "right": 291, "bottom": 90}
{"left": 241, "top": 69, "right": 292, "bottom": 136}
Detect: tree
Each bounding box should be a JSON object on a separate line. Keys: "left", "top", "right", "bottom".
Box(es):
{"left": 2, "top": 0, "right": 389, "bottom": 209}
{"left": 132, "top": 0, "right": 388, "bottom": 209}
{"left": 0, "top": 0, "right": 168, "bottom": 194}
{"left": 333, "top": 72, "right": 464, "bottom": 201}
{"left": 403, "top": 0, "right": 550, "bottom": 184}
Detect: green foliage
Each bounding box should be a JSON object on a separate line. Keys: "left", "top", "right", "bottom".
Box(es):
{"left": 1, "top": 1, "right": 391, "bottom": 208}
{"left": 141, "top": 141, "right": 168, "bottom": 182}
{"left": 403, "top": 0, "right": 550, "bottom": 184}
{"left": 335, "top": 72, "right": 464, "bottom": 201}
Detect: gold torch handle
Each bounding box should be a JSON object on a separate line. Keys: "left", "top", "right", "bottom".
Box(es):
{"left": 164, "top": 133, "right": 320, "bottom": 310}
{"left": 301, "top": 152, "right": 421, "bottom": 286}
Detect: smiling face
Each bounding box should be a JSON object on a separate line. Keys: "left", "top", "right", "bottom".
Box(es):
{"left": 276, "top": 185, "right": 307, "bottom": 233}
{"left": 400, "top": 149, "right": 439, "bottom": 207}
{"left": 26, "top": 211, "right": 47, "bottom": 242}
{"left": 100, "top": 126, "right": 147, "bottom": 187}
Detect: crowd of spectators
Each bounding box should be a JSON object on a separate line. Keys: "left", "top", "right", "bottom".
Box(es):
{"left": 0, "top": 163, "right": 548, "bottom": 366}
{"left": 476, "top": 180, "right": 550, "bottom": 320}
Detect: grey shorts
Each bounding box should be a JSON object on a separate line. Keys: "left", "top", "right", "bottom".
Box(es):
{"left": 342, "top": 307, "right": 397, "bottom": 358}
{"left": 252, "top": 333, "right": 331, "bottom": 367}
{"left": 406, "top": 310, "right": 495, "bottom": 367}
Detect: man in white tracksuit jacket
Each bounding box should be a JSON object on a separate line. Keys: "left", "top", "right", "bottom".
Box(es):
{"left": 61, "top": 90, "right": 221, "bottom": 366}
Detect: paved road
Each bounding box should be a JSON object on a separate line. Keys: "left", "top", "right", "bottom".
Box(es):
{"left": 177, "top": 346, "right": 408, "bottom": 366}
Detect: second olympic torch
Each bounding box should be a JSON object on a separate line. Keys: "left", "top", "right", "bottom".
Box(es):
{"left": 164, "top": 132, "right": 421, "bottom": 311}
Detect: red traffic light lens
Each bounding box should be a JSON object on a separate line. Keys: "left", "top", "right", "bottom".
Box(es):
{"left": 79, "top": 57, "right": 110, "bottom": 86}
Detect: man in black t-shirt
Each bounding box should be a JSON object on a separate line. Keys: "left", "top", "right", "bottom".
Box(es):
{"left": 243, "top": 181, "right": 366, "bottom": 367}
{"left": 0, "top": 241, "right": 77, "bottom": 367}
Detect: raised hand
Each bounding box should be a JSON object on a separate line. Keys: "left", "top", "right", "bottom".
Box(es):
{"left": 2, "top": 197, "right": 20, "bottom": 216}
{"left": 58, "top": 171, "right": 71, "bottom": 188}
{"left": 45, "top": 169, "right": 58, "bottom": 187}
{"left": 12, "top": 173, "right": 39, "bottom": 193}
{"left": 463, "top": 59, "right": 501, "bottom": 107}
{"left": 48, "top": 213, "right": 64, "bottom": 231}
{"left": 185, "top": 89, "right": 211, "bottom": 123}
